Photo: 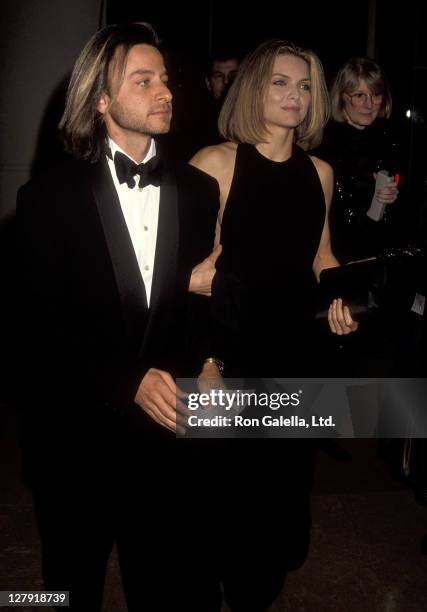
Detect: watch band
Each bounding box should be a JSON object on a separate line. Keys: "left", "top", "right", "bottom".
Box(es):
{"left": 204, "top": 357, "right": 225, "bottom": 374}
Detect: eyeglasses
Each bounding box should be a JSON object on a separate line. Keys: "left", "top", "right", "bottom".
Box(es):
{"left": 346, "top": 92, "right": 384, "bottom": 107}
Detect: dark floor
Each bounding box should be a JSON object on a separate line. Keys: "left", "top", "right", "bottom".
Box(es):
{"left": 1, "top": 404, "right": 426, "bottom": 612}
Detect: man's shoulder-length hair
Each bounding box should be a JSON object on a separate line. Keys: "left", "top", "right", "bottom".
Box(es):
{"left": 330, "top": 56, "right": 392, "bottom": 122}
{"left": 59, "top": 22, "right": 161, "bottom": 162}
{"left": 218, "top": 39, "right": 330, "bottom": 151}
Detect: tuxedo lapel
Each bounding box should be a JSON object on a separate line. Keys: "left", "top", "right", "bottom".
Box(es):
{"left": 139, "top": 163, "right": 179, "bottom": 357}
{"left": 89, "top": 158, "right": 148, "bottom": 348}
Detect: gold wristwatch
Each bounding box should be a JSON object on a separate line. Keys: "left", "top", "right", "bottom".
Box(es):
{"left": 203, "top": 357, "right": 225, "bottom": 374}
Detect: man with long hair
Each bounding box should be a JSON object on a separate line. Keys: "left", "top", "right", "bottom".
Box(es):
{"left": 17, "top": 22, "right": 217, "bottom": 611}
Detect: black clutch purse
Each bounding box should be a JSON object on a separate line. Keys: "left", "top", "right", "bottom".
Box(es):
{"left": 315, "top": 259, "right": 383, "bottom": 319}
{"left": 315, "top": 245, "right": 424, "bottom": 320}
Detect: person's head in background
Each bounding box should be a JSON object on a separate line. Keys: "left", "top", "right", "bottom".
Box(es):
{"left": 218, "top": 38, "right": 330, "bottom": 150}
{"left": 331, "top": 57, "right": 392, "bottom": 130}
{"left": 205, "top": 52, "right": 240, "bottom": 102}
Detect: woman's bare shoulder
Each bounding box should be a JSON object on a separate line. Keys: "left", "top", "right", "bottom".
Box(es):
{"left": 309, "top": 154, "right": 334, "bottom": 207}
{"left": 190, "top": 142, "right": 237, "bottom": 178}
{"left": 308, "top": 154, "right": 333, "bottom": 182}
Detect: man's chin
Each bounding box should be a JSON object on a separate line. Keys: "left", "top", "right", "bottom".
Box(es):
{"left": 148, "top": 122, "right": 171, "bottom": 135}
{"left": 147, "top": 114, "right": 172, "bottom": 134}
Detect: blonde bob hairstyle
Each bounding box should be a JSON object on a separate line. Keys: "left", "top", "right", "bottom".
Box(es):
{"left": 330, "top": 57, "right": 392, "bottom": 122}
{"left": 218, "top": 39, "right": 330, "bottom": 150}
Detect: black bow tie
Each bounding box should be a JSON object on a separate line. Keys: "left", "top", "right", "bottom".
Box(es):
{"left": 113, "top": 150, "right": 162, "bottom": 189}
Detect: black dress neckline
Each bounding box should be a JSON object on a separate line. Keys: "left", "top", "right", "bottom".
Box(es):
{"left": 248, "top": 143, "right": 297, "bottom": 167}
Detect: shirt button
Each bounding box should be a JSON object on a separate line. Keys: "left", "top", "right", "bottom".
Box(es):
{"left": 144, "top": 226, "right": 148, "bottom": 231}
{"left": 144, "top": 265, "right": 149, "bottom": 271}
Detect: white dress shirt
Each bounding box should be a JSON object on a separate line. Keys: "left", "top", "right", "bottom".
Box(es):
{"left": 107, "top": 137, "right": 160, "bottom": 306}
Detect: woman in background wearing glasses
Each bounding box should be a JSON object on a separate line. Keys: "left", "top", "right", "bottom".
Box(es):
{"left": 314, "top": 57, "right": 402, "bottom": 263}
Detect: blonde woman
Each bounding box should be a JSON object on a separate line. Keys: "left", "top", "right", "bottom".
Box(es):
{"left": 315, "top": 56, "right": 400, "bottom": 262}
{"left": 189, "top": 40, "right": 357, "bottom": 612}
{"left": 193, "top": 39, "right": 357, "bottom": 381}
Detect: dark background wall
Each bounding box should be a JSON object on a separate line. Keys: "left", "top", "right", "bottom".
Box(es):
{"left": 0, "top": 0, "right": 103, "bottom": 220}
{"left": 107, "top": 0, "right": 370, "bottom": 78}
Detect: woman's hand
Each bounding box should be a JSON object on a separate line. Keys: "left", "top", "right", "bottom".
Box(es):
{"left": 189, "top": 245, "right": 222, "bottom": 296}
{"left": 328, "top": 298, "right": 359, "bottom": 335}
{"left": 373, "top": 173, "right": 398, "bottom": 205}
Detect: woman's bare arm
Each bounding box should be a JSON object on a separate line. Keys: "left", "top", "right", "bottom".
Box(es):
{"left": 310, "top": 156, "right": 340, "bottom": 281}
{"left": 188, "top": 143, "right": 237, "bottom": 295}
{"left": 310, "top": 155, "right": 358, "bottom": 335}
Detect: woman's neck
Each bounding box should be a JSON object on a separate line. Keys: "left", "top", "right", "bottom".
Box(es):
{"left": 256, "top": 130, "right": 294, "bottom": 162}
{"left": 343, "top": 109, "right": 367, "bottom": 131}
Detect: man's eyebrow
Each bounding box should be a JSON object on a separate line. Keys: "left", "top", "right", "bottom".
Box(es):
{"left": 128, "top": 69, "right": 155, "bottom": 77}
{"left": 128, "top": 69, "right": 169, "bottom": 78}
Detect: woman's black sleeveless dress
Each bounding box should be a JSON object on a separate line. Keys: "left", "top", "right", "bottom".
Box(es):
{"left": 213, "top": 142, "right": 325, "bottom": 377}
{"left": 207, "top": 144, "right": 326, "bottom": 609}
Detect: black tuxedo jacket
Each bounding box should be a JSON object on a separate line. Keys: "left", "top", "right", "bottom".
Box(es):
{"left": 16, "top": 150, "right": 218, "bottom": 476}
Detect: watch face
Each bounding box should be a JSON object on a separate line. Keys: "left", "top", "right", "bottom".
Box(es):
{"left": 205, "top": 358, "right": 224, "bottom": 373}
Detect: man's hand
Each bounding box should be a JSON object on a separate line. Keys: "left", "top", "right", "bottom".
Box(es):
{"left": 134, "top": 368, "right": 190, "bottom": 434}
{"left": 189, "top": 245, "right": 222, "bottom": 296}
{"left": 328, "top": 298, "right": 359, "bottom": 335}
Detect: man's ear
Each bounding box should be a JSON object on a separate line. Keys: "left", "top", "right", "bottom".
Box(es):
{"left": 205, "top": 77, "right": 212, "bottom": 92}
{"left": 97, "top": 91, "right": 110, "bottom": 115}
